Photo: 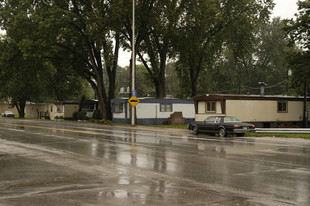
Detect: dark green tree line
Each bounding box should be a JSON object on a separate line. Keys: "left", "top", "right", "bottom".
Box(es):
{"left": 0, "top": 0, "right": 294, "bottom": 120}
{"left": 175, "top": 0, "right": 274, "bottom": 97}
{"left": 285, "top": 0, "right": 310, "bottom": 93}
{"left": 285, "top": 0, "right": 310, "bottom": 126}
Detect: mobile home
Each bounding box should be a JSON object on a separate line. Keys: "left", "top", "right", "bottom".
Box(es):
{"left": 193, "top": 94, "right": 310, "bottom": 127}
{"left": 111, "top": 98, "right": 195, "bottom": 125}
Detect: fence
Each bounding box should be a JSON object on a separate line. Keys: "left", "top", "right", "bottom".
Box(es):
{"left": 255, "top": 128, "right": 310, "bottom": 134}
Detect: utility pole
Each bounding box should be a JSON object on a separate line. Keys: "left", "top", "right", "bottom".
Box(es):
{"left": 131, "top": 0, "right": 136, "bottom": 126}
{"left": 304, "top": 80, "right": 308, "bottom": 127}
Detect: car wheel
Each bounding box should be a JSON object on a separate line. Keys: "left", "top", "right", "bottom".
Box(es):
{"left": 218, "top": 128, "right": 227, "bottom": 138}
{"left": 192, "top": 126, "right": 199, "bottom": 135}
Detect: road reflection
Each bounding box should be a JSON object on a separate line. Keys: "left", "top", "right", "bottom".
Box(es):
{"left": 0, "top": 120, "right": 309, "bottom": 205}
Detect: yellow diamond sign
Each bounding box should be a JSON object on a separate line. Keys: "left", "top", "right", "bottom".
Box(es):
{"left": 128, "top": 97, "right": 140, "bottom": 107}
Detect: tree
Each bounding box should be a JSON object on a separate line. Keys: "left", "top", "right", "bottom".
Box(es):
{"left": 285, "top": 0, "right": 310, "bottom": 126}
{"left": 175, "top": 0, "right": 274, "bottom": 97}
{"left": 116, "top": 65, "right": 154, "bottom": 98}
{"left": 0, "top": 0, "right": 123, "bottom": 120}
{"left": 207, "top": 18, "right": 291, "bottom": 95}
{"left": 0, "top": 37, "right": 49, "bottom": 117}
{"left": 0, "top": 1, "right": 90, "bottom": 117}
{"left": 0, "top": 1, "right": 51, "bottom": 117}
{"left": 122, "top": 0, "right": 183, "bottom": 98}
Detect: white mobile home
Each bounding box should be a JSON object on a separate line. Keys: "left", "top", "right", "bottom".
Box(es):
{"left": 111, "top": 98, "right": 195, "bottom": 125}
{"left": 193, "top": 94, "right": 310, "bottom": 128}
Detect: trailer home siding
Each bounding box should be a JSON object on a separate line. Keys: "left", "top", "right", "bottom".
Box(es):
{"left": 111, "top": 98, "right": 195, "bottom": 125}
{"left": 193, "top": 94, "right": 309, "bottom": 127}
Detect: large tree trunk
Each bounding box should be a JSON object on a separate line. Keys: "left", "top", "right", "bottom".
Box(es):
{"left": 189, "top": 54, "right": 203, "bottom": 98}
{"left": 154, "top": 76, "right": 165, "bottom": 98}
{"left": 191, "top": 78, "right": 197, "bottom": 98}
{"left": 15, "top": 99, "right": 26, "bottom": 118}
{"left": 97, "top": 79, "right": 107, "bottom": 120}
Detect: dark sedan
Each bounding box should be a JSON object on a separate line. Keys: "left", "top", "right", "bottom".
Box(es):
{"left": 188, "top": 116, "right": 255, "bottom": 137}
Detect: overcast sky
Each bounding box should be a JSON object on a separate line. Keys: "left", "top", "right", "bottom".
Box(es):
{"left": 272, "top": 0, "right": 299, "bottom": 19}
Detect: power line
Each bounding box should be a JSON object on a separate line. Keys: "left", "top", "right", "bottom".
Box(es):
{"left": 241, "top": 79, "right": 287, "bottom": 90}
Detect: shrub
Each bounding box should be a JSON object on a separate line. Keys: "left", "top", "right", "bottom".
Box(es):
{"left": 73, "top": 112, "right": 78, "bottom": 120}
{"left": 88, "top": 119, "right": 113, "bottom": 124}
{"left": 105, "top": 120, "right": 113, "bottom": 124}
{"left": 77, "top": 110, "right": 88, "bottom": 120}
{"left": 99, "top": 119, "right": 105, "bottom": 124}
{"left": 92, "top": 109, "right": 101, "bottom": 119}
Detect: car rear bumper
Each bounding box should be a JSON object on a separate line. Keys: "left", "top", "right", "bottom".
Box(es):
{"left": 233, "top": 128, "right": 255, "bottom": 133}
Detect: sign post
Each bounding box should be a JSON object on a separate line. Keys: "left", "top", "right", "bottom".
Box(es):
{"left": 131, "top": 0, "right": 136, "bottom": 126}
{"left": 128, "top": 96, "right": 139, "bottom": 108}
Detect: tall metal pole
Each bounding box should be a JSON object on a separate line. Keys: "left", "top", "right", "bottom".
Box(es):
{"left": 304, "top": 80, "right": 308, "bottom": 127}
{"left": 131, "top": 0, "right": 136, "bottom": 126}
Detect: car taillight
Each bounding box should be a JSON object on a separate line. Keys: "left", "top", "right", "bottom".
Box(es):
{"left": 234, "top": 125, "right": 238, "bottom": 129}
{"left": 252, "top": 125, "right": 255, "bottom": 129}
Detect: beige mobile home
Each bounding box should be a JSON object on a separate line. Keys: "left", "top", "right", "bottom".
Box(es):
{"left": 0, "top": 104, "right": 18, "bottom": 115}
{"left": 25, "top": 103, "right": 51, "bottom": 119}
{"left": 49, "top": 101, "right": 79, "bottom": 120}
{"left": 193, "top": 94, "right": 310, "bottom": 127}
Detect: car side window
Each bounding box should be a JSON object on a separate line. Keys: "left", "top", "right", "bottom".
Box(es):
{"left": 215, "top": 117, "right": 221, "bottom": 123}
{"left": 205, "top": 116, "right": 217, "bottom": 123}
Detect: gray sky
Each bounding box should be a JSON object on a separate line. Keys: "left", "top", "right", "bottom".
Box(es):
{"left": 272, "top": 0, "right": 298, "bottom": 19}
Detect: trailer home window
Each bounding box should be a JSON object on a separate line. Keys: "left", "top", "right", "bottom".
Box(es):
{"left": 206, "top": 101, "right": 216, "bottom": 113}
{"left": 56, "top": 105, "right": 63, "bottom": 113}
{"left": 278, "top": 101, "right": 287, "bottom": 113}
{"left": 114, "top": 103, "right": 124, "bottom": 113}
{"left": 160, "top": 103, "right": 172, "bottom": 112}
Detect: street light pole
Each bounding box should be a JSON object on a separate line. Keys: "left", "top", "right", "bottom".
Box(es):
{"left": 131, "top": 0, "right": 136, "bottom": 126}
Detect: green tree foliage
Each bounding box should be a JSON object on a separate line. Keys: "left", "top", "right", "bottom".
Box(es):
{"left": 175, "top": 0, "right": 274, "bottom": 97}
{"left": 285, "top": 0, "right": 310, "bottom": 95}
{"left": 122, "top": 0, "right": 183, "bottom": 98}
{"left": 0, "top": 38, "right": 49, "bottom": 117}
{"left": 0, "top": 0, "right": 123, "bottom": 120}
{"left": 211, "top": 18, "right": 290, "bottom": 95}
{"left": 116, "top": 65, "right": 154, "bottom": 98}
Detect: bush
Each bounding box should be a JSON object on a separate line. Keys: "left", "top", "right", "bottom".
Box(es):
{"left": 73, "top": 112, "right": 78, "bottom": 120}
{"left": 55, "top": 115, "right": 64, "bottom": 120}
{"left": 77, "top": 110, "right": 88, "bottom": 120}
{"left": 105, "top": 120, "right": 113, "bottom": 124}
{"left": 99, "top": 119, "right": 105, "bottom": 124}
{"left": 92, "top": 109, "right": 101, "bottom": 119}
{"left": 88, "top": 119, "right": 113, "bottom": 124}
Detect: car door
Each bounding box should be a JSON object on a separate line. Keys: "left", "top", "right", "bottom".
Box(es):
{"left": 201, "top": 116, "right": 217, "bottom": 132}
{"left": 212, "top": 117, "right": 222, "bottom": 132}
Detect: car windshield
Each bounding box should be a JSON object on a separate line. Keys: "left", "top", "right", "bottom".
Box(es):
{"left": 224, "top": 117, "right": 241, "bottom": 123}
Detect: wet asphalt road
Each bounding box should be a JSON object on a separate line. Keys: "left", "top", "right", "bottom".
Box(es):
{"left": 0, "top": 118, "right": 309, "bottom": 206}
